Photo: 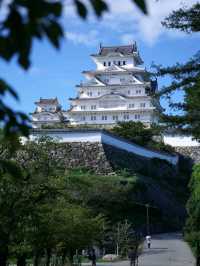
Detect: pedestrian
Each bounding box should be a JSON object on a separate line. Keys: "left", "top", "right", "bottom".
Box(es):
{"left": 128, "top": 247, "right": 137, "bottom": 266}
{"left": 146, "top": 235, "right": 151, "bottom": 249}
{"left": 73, "top": 250, "right": 82, "bottom": 266}
{"left": 88, "top": 248, "right": 96, "bottom": 266}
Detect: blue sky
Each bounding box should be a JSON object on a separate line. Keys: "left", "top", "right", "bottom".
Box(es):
{"left": 1, "top": 0, "right": 200, "bottom": 116}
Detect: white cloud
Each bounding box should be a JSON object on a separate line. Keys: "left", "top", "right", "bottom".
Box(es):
{"left": 63, "top": 0, "right": 198, "bottom": 45}
{"left": 65, "top": 30, "right": 100, "bottom": 46}
{"left": 104, "top": 0, "right": 197, "bottom": 44}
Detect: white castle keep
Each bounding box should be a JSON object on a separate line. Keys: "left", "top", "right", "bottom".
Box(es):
{"left": 31, "top": 43, "right": 160, "bottom": 128}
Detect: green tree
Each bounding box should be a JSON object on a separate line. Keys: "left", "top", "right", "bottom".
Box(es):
{"left": 154, "top": 2, "right": 200, "bottom": 140}
{"left": 162, "top": 3, "right": 200, "bottom": 33}
{"left": 111, "top": 121, "right": 173, "bottom": 152}
{"left": 184, "top": 164, "right": 200, "bottom": 255}
{"left": 0, "top": 138, "right": 106, "bottom": 266}
{"left": 159, "top": 3, "right": 200, "bottom": 258}
{"left": 113, "top": 220, "right": 133, "bottom": 257}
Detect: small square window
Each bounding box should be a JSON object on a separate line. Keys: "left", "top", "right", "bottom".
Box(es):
{"left": 118, "top": 61, "right": 121, "bottom": 66}
{"left": 103, "top": 62, "right": 106, "bottom": 66}
{"left": 123, "top": 114, "right": 129, "bottom": 120}
{"left": 91, "top": 115, "right": 96, "bottom": 121}
{"left": 108, "top": 62, "right": 111, "bottom": 66}
{"left": 123, "top": 61, "right": 126, "bottom": 65}
{"left": 87, "top": 92, "right": 92, "bottom": 97}
{"left": 135, "top": 114, "right": 141, "bottom": 120}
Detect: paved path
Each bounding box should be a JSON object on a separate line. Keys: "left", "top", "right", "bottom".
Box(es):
{"left": 84, "top": 233, "right": 195, "bottom": 266}
{"left": 139, "top": 233, "right": 195, "bottom": 266}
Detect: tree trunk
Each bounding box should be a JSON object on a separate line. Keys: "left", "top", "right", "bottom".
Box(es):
{"left": 0, "top": 251, "right": 8, "bottom": 266}
{"left": 45, "top": 248, "right": 51, "bottom": 266}
{"left": 67, "top": 249, "right": 74, "bottom": 266}
{"left": 61, "top": 250, "right": 67, "bottom": 266}
{"left": 0, "top": 245, "right": 8, "bottom": 266}
{"left": 33, "top": 250, "right": 40, "bottom": 266}
{"left": 17, "top": 254, "right": 26, "bottom": 266}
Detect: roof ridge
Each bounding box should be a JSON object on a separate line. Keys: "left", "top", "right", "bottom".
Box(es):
{"left": 100, "top": 44, "right": 134, "bottom": 48}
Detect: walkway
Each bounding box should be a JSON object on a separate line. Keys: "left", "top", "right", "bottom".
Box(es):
{"left": 84, "top": 233, "right": 195, "bottom": 266}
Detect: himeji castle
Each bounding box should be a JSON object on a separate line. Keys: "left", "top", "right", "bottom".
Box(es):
{"left": 31, "top": 43, "right": 159, "bottom": 128}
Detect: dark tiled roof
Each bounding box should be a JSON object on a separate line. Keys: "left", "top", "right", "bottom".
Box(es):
{"left": 99, "top": 44, "right": 136, "bottom": 56}
{"left": 35, "top": 98, "right": 59, "bottom": 105}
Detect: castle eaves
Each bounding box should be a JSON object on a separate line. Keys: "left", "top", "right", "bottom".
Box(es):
{"left": 35, "top": 98, "right": 59, "bottom": 105}
{"left": 97, "top": 44, "right": 136, "bottom": 56}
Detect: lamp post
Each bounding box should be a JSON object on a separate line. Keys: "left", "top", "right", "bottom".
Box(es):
{"left": 146, "top": 204, "right": 150, "bottom": 235}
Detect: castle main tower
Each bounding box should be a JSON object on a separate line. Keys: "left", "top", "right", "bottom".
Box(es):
{"left": 68, "top": 43, "right": 158, "bottom": 127}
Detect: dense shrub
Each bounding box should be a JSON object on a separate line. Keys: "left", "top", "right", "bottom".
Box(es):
{"left": 185, "top": 164, "right": 200, "bottom": 255}
{"left": 111, "top": 121, "right": 175, "bottom": 153}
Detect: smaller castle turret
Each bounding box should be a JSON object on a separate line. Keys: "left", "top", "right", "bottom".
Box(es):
{"left": 31, "top": 98, "right": 62, "bottom": 128}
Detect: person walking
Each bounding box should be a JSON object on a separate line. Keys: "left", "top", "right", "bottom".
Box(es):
{"left": 128, "top": 247, "right": 137, "bottom": 266}
{"left": 146, "top": 235, "right": 151, "bottom": 249}
{"left": 88, "top": 249, "right": 96, "bottom": 266}
{"left": 73, "top": 250, "right": 81, "bottom": 266}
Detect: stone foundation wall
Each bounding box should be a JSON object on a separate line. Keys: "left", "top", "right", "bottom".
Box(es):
{"left": 175, "top": 146, "right": 200, "bottom": 164}
{"left": 40, "top": 142, "right": 113, "bottom": 174}
{"left": 22, "top": 141, "right": 177, "bottom": 177}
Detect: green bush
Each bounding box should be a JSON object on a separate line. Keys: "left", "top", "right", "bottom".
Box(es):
{"left": 111, "top": 121, "right": 174, "bottom": 153}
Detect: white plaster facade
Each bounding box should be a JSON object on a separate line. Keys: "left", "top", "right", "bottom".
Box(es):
{"left": 31, "top": 98, "right": 63, "bottom": 128}
{"left": 67, "top": 44, "right": 159, "bottom": 126}
{"left": 163, "top": 134, "right": 200, "bottom": 147}
{"left": 31, "top": 44, "right": 159, "bottom": 128}
{"left": 27, "top": 129, "right": 178, "bottom": 165}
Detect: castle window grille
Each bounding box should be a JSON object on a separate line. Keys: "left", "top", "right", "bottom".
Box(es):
{"left": 129, "top": 104, "right": 134, "bottom": 108}
{"left": 123, "top": 114, "right": 129, "bottom": 120}
{"left": 135, "top": 114, "right": 141, "bottom": 119}
{"left": 87, "top": 92, "right": 92, "bottom": 96}
{"left": 91, "top": 115, "right": 96, "bottom": 121}
{"left": 113, "top": 115, "right": 118, "bottom": 121}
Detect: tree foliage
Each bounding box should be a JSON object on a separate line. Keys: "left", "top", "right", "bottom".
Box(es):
{"left": 0, "top": 137, "right": 142, "bottom": 266}
{"left": 111, "top": 121, "right": 174, "bottom": 152}
{"left": 162, "top": 3, "right": 200, "bottom": 33}
{"left": 155, "top": 2, "right": 200, "bottom": 141}
{"left": 184, "top": 164, "right": 200, "bottom": 255}
{"left": 161, "top": 2, "right": 200, "bottom": 257}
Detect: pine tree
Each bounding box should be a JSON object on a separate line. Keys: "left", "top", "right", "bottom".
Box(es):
{"left": 156, "top": 2, "right": 200, "bottom": 140}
